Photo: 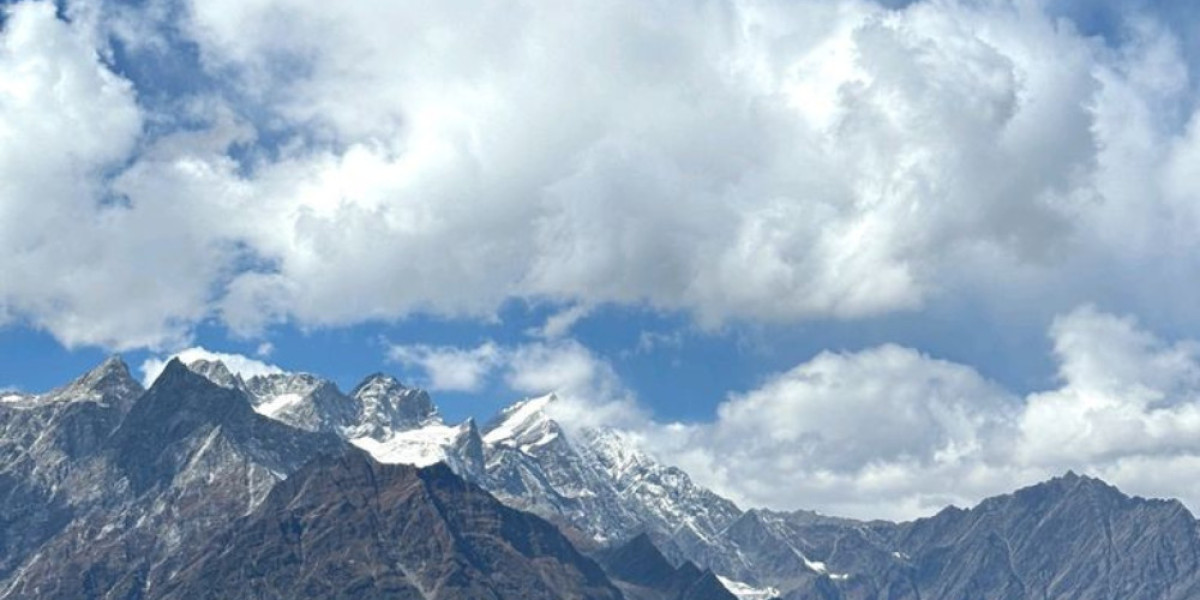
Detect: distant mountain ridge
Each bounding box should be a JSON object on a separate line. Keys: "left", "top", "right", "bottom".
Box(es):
{"left": 4, "top": 356, "right": 1200, "bottom": 599}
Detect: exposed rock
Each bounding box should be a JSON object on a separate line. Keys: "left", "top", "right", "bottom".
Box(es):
{"left": 160, "top": 452, "right": 624, "bottom": 600}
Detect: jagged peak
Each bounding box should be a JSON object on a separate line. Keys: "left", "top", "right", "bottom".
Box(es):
{"left": 148, "top": 358, "right": 247, "bottom": 401}
{"left": 351, "top": 372, "right": 405, "bottom": 396}
{"left": 184, "top": 358, "right": 245, "bottom": 391}
{"left": 96, "top": 353, "right": 129, "bottom": 372}
{"left": 43, "top": 354, "right": 143, "bottom": 407}
{"left": 247, "top": 370, "right": 331, "bottom": 390}
{"left": 147, "top": 357, "right": 213, "bottom": 391}
{"left": 119, "top": 358, "right": 252, "bottom": 444}
{"left": 244, "top": 370, "right": 340, "bottom": 400}
{"left": 78, "top": 354, "right": 137, "bottom": 386}
{"left": 1036, "top": 470, "right": 1113, "bottom": 494}
{"left": 482, "top": 393, "right": 562, "bottom": 451}
{"left": 346, "top": 371, "right": 439, "bottom": 436}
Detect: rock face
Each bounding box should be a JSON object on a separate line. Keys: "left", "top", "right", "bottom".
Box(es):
{"left": 890, "top": 473, "right": 1200, "bottom": 600}
{"left": 729, "top": 473, "right": 1200, "bottom": 600}
{"left": 597, "top": 533, "right": 739, "bottom": 600}
{"left": 0, "top": 359, "right": 347, "bottom": 600}
{"left": 0, "top": 358, "right": 631, "bottom": 600}
{"left": 480, "top": 394, "right": 743, "bottom": 564}
{"left": 349, "top": 373, "right": 439, "bottom": 437}
{"left": 180, "top": 365, "right": 1200, "bottom": 600}
{"left": 0, "top": 356, "right": 143, "bottom": 584}
{"left": 432, "top": 393, "right": 1200, "bottom": 600}
{"left": 9, "top": 356, "right": 1200, "bottom": 600}
{"left": 243, "top": 372, "right": 361, "bottom": 434}
{"left": 160, "top": 451, "right": 624, "bottom": 600}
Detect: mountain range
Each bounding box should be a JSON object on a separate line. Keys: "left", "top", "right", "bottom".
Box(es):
{"left": 3, "top": 356, "right": 1200, "bottom": 599}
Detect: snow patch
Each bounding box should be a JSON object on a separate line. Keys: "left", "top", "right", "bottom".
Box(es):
{"left": 350, "top": 423, "right": 462, "bottom": 467}
{"left": 253, "top": 393, "right": 303, "bottom": 417}
{"left": 804, "top": 558, "right": 828, "bottom": 574}
{"left": 717, "top": 575, "right": 780, "bottom": 600}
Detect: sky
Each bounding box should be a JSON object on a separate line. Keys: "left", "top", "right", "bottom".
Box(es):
{"left": 3, "top": 0, "right": 1200, "bottom": 520}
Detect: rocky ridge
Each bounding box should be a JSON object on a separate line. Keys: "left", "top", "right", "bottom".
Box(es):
{"left": 6, "top": 356, "right": 1200, "bottom": 599}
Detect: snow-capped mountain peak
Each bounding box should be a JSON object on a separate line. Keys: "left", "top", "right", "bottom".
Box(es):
{"left": 349, "top": 373, "right": 440, "bottom": 438}
{"left": 243, "top": 372, "right": 359, "bottom": 434}
{"left": 482, "top": 392, "right": 561, "bottom": 452}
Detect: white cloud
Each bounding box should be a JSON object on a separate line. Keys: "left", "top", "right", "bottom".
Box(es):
{"left": 5, "top": 0, "right": 1200, "bottom": 348}
{"left": 502, "top": 339, "right": 645, "bottom": 431}
{"left": 387, "top": 341, "right": 503, "bottom": 392}
{"left": 385, "top": 337, "right": 643, "bottom": 429}
{"left": 0, "top": 1, "right": 174, "bottom": 349}
{"left": 504, "top": 340, "right": 621, "bottom": 396}
{"left": 1018, "top": 307, "right": 1200, "bottom": 467}
{"left": 255, "top": 341, "right": 275, "bottom": 358}
{"left": 382, "top": 337, "right": 627, "bottom": 401}
{"left": 139, "top": 346, "right": 284, "bottom": 388}
{"left": 645, "top": 344, "right": 1022, "bottom": 519}
{"left": 637, "top": 306, "right": 1200, "bottom": 520}
{"left": 527, "top": 304, "right": 593, "bottom": 340}
{"left": 0, "top": 1, "right": 252, "bottom": 350}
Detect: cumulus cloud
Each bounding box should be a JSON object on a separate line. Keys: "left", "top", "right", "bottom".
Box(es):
{"left": 139, "top": 346, "right": 284, "bottom": 388}
{"left": 504, "top": 340, "right": 624, "bottom": 397}
{"left": 636, "top": 307, "right": 1200, "bottom": 520}
{"left": 0, "top": 1, "right": 185, "bottom": 349}
{"left": 2, "top": 0, "right": 1198, "bottom": 348}
{"left": 646, "top": 344, "right": 1023, "bottom": 519}
{"left": 386, "top": 337, "right": 643, "bottom": 429}
{"left": 1018, "top": 307, "right": 1200, "bottom": 467}
{"left": 387, "top": 341, "right": 503, "bottom": 392}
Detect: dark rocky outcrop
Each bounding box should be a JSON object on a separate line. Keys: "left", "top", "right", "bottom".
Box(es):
{"left": 160, "top": 452, "right": 624, "bottom": 600}
{"left": 598, "top": 533, "right": 738, "bottom": 600}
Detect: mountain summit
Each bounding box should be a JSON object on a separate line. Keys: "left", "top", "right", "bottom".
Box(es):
{"left": 350, "top": 372, "right": 440, "bottom": 436}
{"left": 5, "top": 356, "right": 1200, "bottom": 600}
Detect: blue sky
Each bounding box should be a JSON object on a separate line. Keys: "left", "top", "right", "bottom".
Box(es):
{"left": 1, "top": 292, "right": 1067, "bottom": 425}
{"left": 6, "top": 0, "right": 1200, "bottom": 518}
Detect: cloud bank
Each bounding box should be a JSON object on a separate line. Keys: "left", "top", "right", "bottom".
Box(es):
{"left": 641, "top": 306, "right": 1200, "bottom": 520}
{"left": 0, "top": 0, "right": 1197, "bottom": 348}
